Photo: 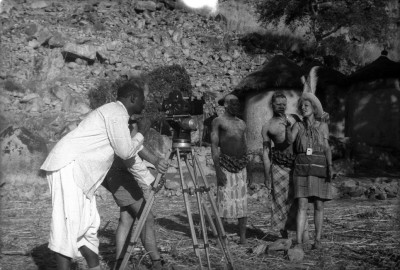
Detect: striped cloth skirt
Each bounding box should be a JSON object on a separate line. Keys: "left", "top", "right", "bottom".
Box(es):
{"left": 293, "top": 175, "right": 333, "bottom": 200}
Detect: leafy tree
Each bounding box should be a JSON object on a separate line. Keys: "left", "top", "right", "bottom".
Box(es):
{"left": 257, "top": 0, "right": 391, "bottom": 58}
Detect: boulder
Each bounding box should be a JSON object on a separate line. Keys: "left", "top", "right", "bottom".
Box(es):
{"left": 48, "top": 32, "right": 68, "bottom": 48}
{"left": 25, "top": 23, "right": 39, "bottom": 36}
{"left": 30, "top": 1, "right": 49, "bottom": 9}
{"left": 62, "top": 43, "right": 97, "bottom": 61}
{"left": 35, "top": 27, "right": 53, "bottom": 45}
{"left": 38, "top": 50, "right": 65, "bottom": 81}
{"left": 135, "top": 1, "right": 157, "bottom": 12}
{"left": 164, "top": 179, "right": 180, "bottom": 191}
{"left": 0, "top": 126, "right": 48, "bottom": 174}
{"left": 252, "top": 243, "right": 267, "bottom": 255}
{"left": 25, "top": 98, "right": 44, "bottom": 113}
{"left": 287, "top": 246, "right": 304, "bottom": 262}
{"left": 267, "top": 238, "right": 292, "bottom": 252}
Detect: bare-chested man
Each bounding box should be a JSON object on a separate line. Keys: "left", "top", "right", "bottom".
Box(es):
{"left": 262, "top": 91, "right": 308, "bottom": 240}
{"left": 211, "top": 94, "right": 249, "bottom": 244}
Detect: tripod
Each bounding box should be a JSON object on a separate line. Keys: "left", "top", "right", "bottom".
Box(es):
{"left": 117, "top": 142, "right": 235, "bottom": 270}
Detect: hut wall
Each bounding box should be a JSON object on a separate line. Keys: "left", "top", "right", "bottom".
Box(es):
{"left": 244, "top": 89, "right": 301, "bottom": 184}
{"left": 244, "top": 89, "right": 301, "bottom": 153}
{"left": 316, "top": 85, "right": 347, "bottom": 138}
{"left": 345, "top": 79, "right": 400, "bottom": 167}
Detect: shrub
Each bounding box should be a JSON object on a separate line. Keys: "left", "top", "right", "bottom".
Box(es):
{"left": 88, "top": 78, "right": 120, "bottom": 109}
{"left": 144, "top": 64, "right": 192, "bottom": 113}
{"left": 239, "top": 31, "right": 310, "bottom": 55}
{"left": 217, "top": 1, "right": 262, "bottom": 34}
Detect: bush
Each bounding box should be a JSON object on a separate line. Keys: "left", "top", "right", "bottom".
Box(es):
{"left": 144, "top": 65, "right": 192, "bottom": 112}
{"left": 217, "top": 1, "right": 262, "bottom": 34}
{"left": 239, "top": 31, "right": 310, "bottom": 55}
{"left": 88, "top": 78, "right": 120, "bottom": 109}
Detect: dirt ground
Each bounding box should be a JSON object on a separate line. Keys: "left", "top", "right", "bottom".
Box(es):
{"left": 1, "top": 175, "right": 399, "bottom": 270}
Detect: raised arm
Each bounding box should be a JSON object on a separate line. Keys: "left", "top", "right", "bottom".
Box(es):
{"left": 321, "top": 122, "right": 333, "bottom": 180}
{"left": 210, "top": 118, "right": 227, "bottom": 186}
{"left": 126, "top": 122, "right": 168, "bottom": 174}
{"left": 289, "top": 122, "right": 300, "bottom": 146}
{"left": 261, "top": 122, "right": 272, "bottom": 189}
{"left": 105, "top": 115, "right": 144, "bottom": 160}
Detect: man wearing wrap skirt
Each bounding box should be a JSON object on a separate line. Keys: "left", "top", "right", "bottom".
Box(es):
{"left": 211, "top": 94, "right": 249, "bottom": 244}
{"left": 262, "top": 92, "right": 309, "bottom": 241}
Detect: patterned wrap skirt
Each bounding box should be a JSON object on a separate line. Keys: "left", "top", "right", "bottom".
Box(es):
{"left": 270, "top": 163, "right": 297, "bottom": 231}
{"left": 217, "top": 167, "right": 248, "bottom": 219}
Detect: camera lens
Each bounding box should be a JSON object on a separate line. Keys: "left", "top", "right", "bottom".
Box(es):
{"left": 180, "top": 117, "right": 198, "bottom": 131}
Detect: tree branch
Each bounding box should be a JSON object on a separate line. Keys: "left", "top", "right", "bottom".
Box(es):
{"left": 321, "top": 25, "right": 342, "bottom": 39}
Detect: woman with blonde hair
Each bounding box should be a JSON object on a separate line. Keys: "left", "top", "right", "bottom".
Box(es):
{"left": 289, "top": 92, "right": 333, "bottom": 250}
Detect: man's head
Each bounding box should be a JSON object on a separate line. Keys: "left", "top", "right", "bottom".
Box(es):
{"left": 117, "top": 77, "right": 147, "bottom": 115}
{"left": 223, "top": 94, "right": 241, "bottom": 117}
{"left": 271, "top": 91, "right": 287, "bottom": 116}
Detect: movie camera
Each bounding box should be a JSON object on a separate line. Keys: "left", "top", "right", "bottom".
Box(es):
{"left": 161, "top": 90, "right": 204, "bottom": 149}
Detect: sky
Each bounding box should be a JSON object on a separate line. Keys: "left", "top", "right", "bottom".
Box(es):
{"left": 180, "top": 0, "right": 218, "bottom": 13}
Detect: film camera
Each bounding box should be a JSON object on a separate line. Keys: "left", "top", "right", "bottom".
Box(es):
{"left": 161, "top": 90, "right": 204, "bottom": 149}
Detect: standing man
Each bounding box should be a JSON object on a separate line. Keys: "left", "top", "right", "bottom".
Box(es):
{"left": 262, "top": 91, "right": 308, "bottom": 241}
{"left": 211, "top": 94, "right": 249, "bottom": 244}
{"left": 41, "top": 78, "right": 148, "bottom": 270}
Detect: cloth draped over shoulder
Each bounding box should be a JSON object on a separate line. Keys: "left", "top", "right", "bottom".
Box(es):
{"left": 219, "top": 153, "right": 249, "bottom": 173}
{"left": 271, "top": 147, "right": 296, "bottom": 168}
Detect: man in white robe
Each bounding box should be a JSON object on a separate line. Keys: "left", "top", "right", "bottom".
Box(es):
{"left": 41, "top": 78, "right": 149, "bottom": 270}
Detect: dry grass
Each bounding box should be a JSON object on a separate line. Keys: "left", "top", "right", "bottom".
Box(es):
{"left": 217, "top": 1, "right": 263, "bottom": 34}
{"left": 1, "top": 171, "right": 399, "bottom": 269}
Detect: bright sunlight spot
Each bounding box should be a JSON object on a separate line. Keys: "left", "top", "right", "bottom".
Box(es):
{"left": 180, "top": 0, "right": 218, "bottom": 13}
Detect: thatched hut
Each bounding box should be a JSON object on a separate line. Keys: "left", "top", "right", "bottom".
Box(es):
{"left": 344, "top": 51, "right": 400, "bottom": 170}
{"left": 231, "top": 55, "right": 304, "bottom": 183}
{"left": 233, "top": 55, "right": 303, "bottom": 153}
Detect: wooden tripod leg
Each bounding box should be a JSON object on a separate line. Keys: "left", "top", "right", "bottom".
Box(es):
{"left": 202, "top": 204, "right": 230, "bottom": 262}
{"left": 118, "top": 151, "right": 173, "bottom": 270}
{"left": 176, "top": 149, "right": 203, "bottom": 266}
{"left": 192, "top": 154, "right": 236, "bottom": 269}
{"left": 185, "top": 155, "right": 211, "bottom": 269}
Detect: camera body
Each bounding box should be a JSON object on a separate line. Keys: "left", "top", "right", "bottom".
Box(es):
{"left": 161, "top": 91, "right": 204, "bottom": 148}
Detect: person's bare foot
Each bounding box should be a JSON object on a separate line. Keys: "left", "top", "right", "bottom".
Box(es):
{"left": 312, "top": 240, "right": 322, "bottom": 250}
{"left": 239, "top": 237, "right": 247, "bottom": 245}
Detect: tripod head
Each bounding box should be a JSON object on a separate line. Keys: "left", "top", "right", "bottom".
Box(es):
{"left": 165, "top": 115, "right": 197, "bottom": 151}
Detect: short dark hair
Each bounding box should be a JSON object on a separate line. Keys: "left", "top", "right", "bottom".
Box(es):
{"left": 117, "top": 77, "right": 145, "bottom": 99}
{"left": 271, "top": 91, "right": 287, "bottom": 105}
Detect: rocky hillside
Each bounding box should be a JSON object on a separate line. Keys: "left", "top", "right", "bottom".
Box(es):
{"left": 0, "top": 0, "right": 266, "bottom": 143}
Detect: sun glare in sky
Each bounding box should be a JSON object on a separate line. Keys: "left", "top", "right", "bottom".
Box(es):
{"left": 180, "top": 0, "right": 218, "bottom": 13}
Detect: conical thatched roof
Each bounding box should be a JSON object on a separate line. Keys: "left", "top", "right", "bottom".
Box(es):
{"left": 345, "top": 51, "right": 400, "bottom": 84}
{"left": 232, "top": 55, "right": 303, "bottom": 98}
{"left": 218, "top": 55, "right": 346, "bottom": 105}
